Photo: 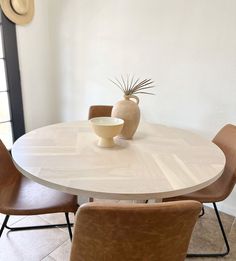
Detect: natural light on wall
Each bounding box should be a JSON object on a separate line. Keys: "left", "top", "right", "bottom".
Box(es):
{"left": 0, "top": 17, "right": 13, "bottom": 149}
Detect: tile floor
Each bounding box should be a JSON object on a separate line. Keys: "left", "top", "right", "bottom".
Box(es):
{"left": 0, "top": 205, "right": 236, "bottom": 261}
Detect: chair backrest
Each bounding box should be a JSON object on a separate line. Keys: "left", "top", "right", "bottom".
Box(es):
{"left": 0, "top": 140, "right": 21, "bottom": 209}
{"left": 88, "top": 105, "right": 113, "bottom": 120}
{"left": 212, "top": 124, "right": 236, "bottom": 198}
{"left": 0, "top": 140, "right": 20, "bottom": 183}
{"left": 70, "top": 201, "right": 201, "bottom": 261}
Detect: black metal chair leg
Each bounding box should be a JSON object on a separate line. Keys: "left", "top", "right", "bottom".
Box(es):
{"left": 65, "top": 212, "right": 73, "bottom": 241}
{"left": 187, "top": 202, "right": 230, "bottom": 258}
{"left": 5, "top": 222, "right": 73, "bottom": 231}
{"left": 1, "top": 213, "right": 73, "bottom": 240}
{"left": 0, "top": 215, "right": 10, "bottom": 238}
{"left": 3, "top": 215, "right": 73, "bottom": 232}
{"left": 199, "top": 205, "right": 205, "bottom": 217}
{"left": 213, "top": 202, "right": 230, "bottom": 255}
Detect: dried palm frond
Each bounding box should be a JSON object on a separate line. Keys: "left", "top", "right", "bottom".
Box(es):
{"left": 109, "top": 75, "right": 155, "bottom": 96}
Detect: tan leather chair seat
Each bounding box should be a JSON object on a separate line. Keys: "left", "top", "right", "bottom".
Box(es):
{"left": 0, "top": 175, "right": 77, "bottom": 215}
{"left": 0, "top": 139, "right": 78, "bottom": 240}
{"left": 164, "top": 124, "right": 236, "bottom": 257}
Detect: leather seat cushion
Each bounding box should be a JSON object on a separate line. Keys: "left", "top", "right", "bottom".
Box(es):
{"left": 0, "top": 176, "right": 78, "bottom": 215}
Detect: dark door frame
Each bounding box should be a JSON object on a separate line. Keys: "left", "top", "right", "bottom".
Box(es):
{"left": 1, "top": 11, "right": 25, "bottom": 140}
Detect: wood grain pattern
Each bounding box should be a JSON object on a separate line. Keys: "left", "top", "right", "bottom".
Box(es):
{"left": 11, "top": 121, "right": 225, "bottom": 200}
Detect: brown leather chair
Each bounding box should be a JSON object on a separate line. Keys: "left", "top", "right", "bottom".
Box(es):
{"left": 164, "top": 124, "right": 236, "bottom": 257}
{"left": 0, "top": 140, "right": 78, "bottom": 240}
{"left": 70, "top": 200, "right": 201, "bottom": 261}
{"left": 88, "top": 105, "right": 113, "bottom": 120}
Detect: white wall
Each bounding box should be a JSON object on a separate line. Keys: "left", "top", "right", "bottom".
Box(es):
{"left": 16, "top": 0, "right": 59, "bottom": 131}
{"left": 16, "top": 0, "right": 236, "bottom": 215}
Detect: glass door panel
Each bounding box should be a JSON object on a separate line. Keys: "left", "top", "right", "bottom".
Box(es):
{"left": 0, "top": 122, "right": 13, "bottom": 149}
{"left": 0, "top": 59, "right": 7, "bottom": 91}
{"left": 0, "top": 92, "right": 11, "bottom": 122}
{"left": 0, "top": 27, "right": 3, "bottom": 58}
{"left": 0, "top": 11, "right": 25, "bottom": 148}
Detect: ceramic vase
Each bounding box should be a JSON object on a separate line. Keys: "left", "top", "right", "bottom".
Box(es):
{"left": 111, "top": 95, "right": 140, "bottom": 139}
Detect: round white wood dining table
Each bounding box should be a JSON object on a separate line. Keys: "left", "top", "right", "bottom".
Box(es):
{"left": 11, "top": 121, "right": 225, "bottom": 202}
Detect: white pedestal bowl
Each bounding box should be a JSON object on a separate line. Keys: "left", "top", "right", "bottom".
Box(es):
{"left": 90, "top": 117, "right": 124, "bottom": 148}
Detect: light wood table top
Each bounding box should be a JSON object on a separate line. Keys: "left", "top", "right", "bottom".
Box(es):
{"left": 12, "top": 121, "right": 225, "bottom": 200}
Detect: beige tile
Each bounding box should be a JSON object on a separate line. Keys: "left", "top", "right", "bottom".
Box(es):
{"left": 39, "top": 213, "right": 75, "bottom": 226}
{"left": 49, "top": 239, "right": 71, "bottom": 261}
{"left": 41, "top": 256, "right": 56, "bottom": 261}
{"left": 0, "top": 213, "right": 27, "bottom": 226}
{"left": 39, "top": 213, "right": 75, "bottom": 235}
{"left": 0, "top": 216, "right": 69, "bottom": 261}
